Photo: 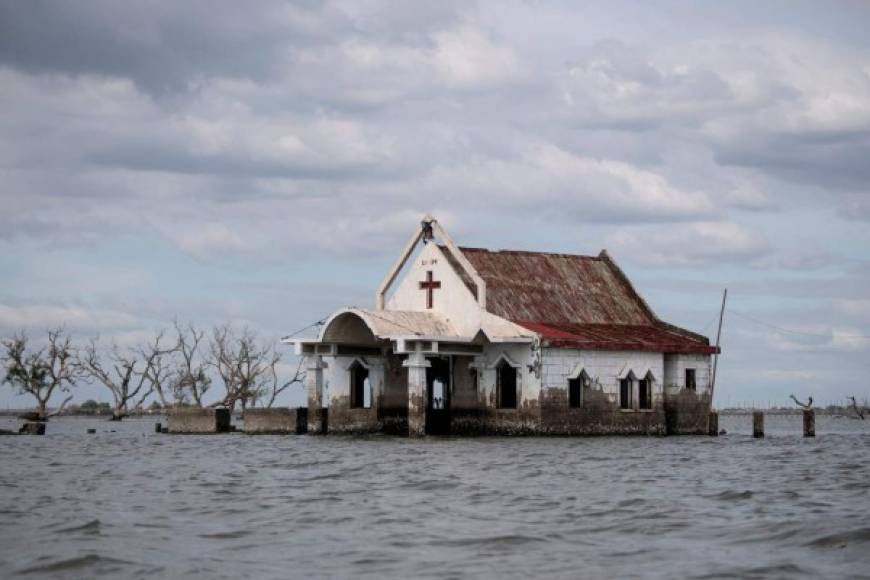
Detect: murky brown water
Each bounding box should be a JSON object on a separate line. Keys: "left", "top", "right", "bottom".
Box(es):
{"left": 1, "top": 415, "right": 869, "bottom": 579}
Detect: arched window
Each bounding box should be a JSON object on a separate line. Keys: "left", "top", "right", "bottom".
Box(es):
{"left": 638, "top": 375, "right": 652, "bottom": 410}
{"left": 497, "top": 360, "right": 517, "bottom": 409}
{"left": 349, "top": 361, "right": 370, "bottom": 409}
{"left": 568, "top": 370, "right": 590, "bottom": 408}
{"left": 619, "top": 375, "right": 633, "bottom": 410}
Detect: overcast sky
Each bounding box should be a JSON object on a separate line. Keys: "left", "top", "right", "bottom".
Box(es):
{"left": 1, "top": 0, "right": 869, "bottom": 408}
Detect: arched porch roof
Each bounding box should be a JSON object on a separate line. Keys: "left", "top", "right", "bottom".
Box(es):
{"left": 318, "top": 307, "right": 459, "bottom": 344}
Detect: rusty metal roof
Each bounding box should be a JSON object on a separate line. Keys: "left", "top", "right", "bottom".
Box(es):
{"left": 444, "top": 246, "right": 715, "bottom": 354}
{"left": 517, "top": 321, "right": 719, "bottom": 354}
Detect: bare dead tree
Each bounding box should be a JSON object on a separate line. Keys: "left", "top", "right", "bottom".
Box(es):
{"left": 847, "top": 396, "right": 866, "bottom": 420}
{"left": 166, "top": 321, "right": 210, "bottom": 407}
{"left": 207, "top": 325, "right": 299, "bottom": 412}
{"left": 265, "top": 356, "right": 305, "bottom": 408}
{"left": 77, "top": 334, "right": 166, "bottom": 420}
{"left": 789, "top": 394, "right": 813, "bottom": 410}
{"left": 1, "top": 328, "right": 78, "bottom": 420}
{"left": 137, "top": 331, "right": 176, "bottom": 408}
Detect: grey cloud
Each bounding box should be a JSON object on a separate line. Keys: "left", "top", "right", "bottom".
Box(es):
{"left": 0, "top": 0, "right": 329, "bottom": 94}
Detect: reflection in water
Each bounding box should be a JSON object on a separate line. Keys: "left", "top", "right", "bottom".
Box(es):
{"left": 0, "top": 415, "right": 868, "bottom": 579}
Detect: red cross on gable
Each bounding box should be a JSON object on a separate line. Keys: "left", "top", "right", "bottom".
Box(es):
{"left": 419, "top": 270, "right": 441, "bottom": 309}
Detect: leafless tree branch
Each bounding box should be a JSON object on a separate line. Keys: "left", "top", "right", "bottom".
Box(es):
{"left": 789, "top": 394, "right": 813, "bottom": 410}
{"left": 848, "top": 396, "right": 866, "bottom": 420}
{"left": 1, "top": 328, "right": 78, "bottom": 420}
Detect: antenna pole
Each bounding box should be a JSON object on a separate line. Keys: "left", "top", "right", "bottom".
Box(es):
{"left": 710, "top": 288, "right": 727, "bottom": 401}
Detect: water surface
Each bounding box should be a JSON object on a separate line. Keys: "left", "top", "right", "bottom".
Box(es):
{"left": 1, "top": 415, "right": 868, "bottom": 579}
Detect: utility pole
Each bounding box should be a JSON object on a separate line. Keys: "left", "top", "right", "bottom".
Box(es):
{"left": 710, "top": 288, "right": 727, "bottom": 402}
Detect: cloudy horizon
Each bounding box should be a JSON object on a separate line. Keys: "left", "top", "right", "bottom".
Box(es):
{"left": 1, "top": 0, "right": 869, "bottom": 408}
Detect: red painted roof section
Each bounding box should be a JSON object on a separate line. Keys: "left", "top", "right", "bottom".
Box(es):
{"left": 446, "top": 246, "right": 716, "bottom": 354}
{"left": 516, "top": 321, "right": 719, "bottom": 354}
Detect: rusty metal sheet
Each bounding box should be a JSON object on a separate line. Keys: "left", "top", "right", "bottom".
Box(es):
{"left": 458, "top": 247, "right": 651, "bottom": 325}
{"left": 516, "top": 320, "right": 719, "bottom": 354}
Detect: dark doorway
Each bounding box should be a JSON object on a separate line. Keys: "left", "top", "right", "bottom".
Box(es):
{"left": 497, "top": 360, "right": 517, "bottom": 409}
{"left": 349, "top": 361, "right": 370, "bottom": 409}
{"left": 426, "top": 357, "right": 451, "bottom": 435}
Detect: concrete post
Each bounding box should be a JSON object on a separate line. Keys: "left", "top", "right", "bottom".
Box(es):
{"left": 306, "top": 355, "right": 327, "bottom": 434}
{"left": 708, "top": 412, "right": 719, "bottom": 437}
{"left": 752, "top": 411, "right": 764, "bottom": 438}
{"left": 803, "top": 409, "right": 815, "bottom": 437}
{"left": 403, "top": 352, "right": 431, "bottom": 437}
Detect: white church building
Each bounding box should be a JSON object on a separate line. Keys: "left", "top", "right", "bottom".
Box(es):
{"left": 287, "top": 216, "right": 718, "bottom": 436}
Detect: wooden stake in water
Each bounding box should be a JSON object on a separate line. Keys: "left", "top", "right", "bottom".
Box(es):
{"left": 753, "top": 411, "right": 764, "bottom": 438}
{"left": 803, "top": 410, "right": 815, "bottom": 437}
{"left": 708, "top": 412, "right": 719, "bottom": 437}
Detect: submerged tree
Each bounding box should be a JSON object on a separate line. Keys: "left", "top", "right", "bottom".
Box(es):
{"left": 77, "top": 333, "right": 171, "bottom": 420}
{"left": 0, "top": 328, "right": 78, "bottom": 420}
{"left": 789, "top": 394, "right": 814, "bottom": 410}
{"left": 207, "top": 324, "right": 303, "bottom": 412}
{"left": 165, "top": 321, "right": 211, "bottom": 407}
{"left": 847, "top": 396, "right": 866, "bottom": 420}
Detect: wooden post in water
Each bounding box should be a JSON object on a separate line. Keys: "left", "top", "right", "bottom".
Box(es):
{"left": 752, "top": 411, "right": 764, "bottom": 438}
{"left": 708, "top": 412, "right": 719, "bottom": 436}
{"left": 803, "top": 410, "right": 815, "bottom": 437}
{"left": 155, "top": 422, "right": 162, "bottom": 433}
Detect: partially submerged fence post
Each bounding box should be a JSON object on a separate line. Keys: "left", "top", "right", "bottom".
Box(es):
{"left": 752, "top": 411, "right": 764, "bottom": 438}
{"left": 803, "top": 409, "right": 815, "bottom": 437}
{"left": 155, "top": 422, "right": 162, "bottom": 433}
{"left": 708, "top": 412, "right": 719, "bottom": 436}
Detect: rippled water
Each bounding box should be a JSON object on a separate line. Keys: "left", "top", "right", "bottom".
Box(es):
{"left": 1, "top": 415, "right": 869, "bottom": 579}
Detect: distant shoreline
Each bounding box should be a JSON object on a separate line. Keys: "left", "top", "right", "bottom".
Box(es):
{"left": 0, "top": 408, "right": 862, "bottom": 418}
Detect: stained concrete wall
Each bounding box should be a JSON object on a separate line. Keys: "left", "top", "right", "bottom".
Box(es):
{"left": 325, "top": 355, "right": 383, "bottom": 434}
{"left": 244, "top": 408, "right": 307, "bottom": 434}
{"left": 167, "top": 408, "right": 231, "bottom": 433}
{"left": 663, "top": 353, "right": 712, "bottom": 394}
{"left": 662, "top": 353, "right": 713, "bottom": 435}
{"left": 474, "top": 342, "right": 541, "bottom": 434}
{"left": 538, "top": 348, "right": 666, "bottom": 435}
{"left": 311, "top": 346, "right": 709, "bottom": 436}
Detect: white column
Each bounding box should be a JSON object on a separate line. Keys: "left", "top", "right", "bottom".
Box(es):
{"left": 306, "top": 355, "right": 327, "bottom": 434}
{"left": 403, "top": 352, "right": 430, "bottom": 437}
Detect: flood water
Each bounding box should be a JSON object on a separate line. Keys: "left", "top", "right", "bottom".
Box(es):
{"left": 1, "top": 414, "right": 869, "bottom": 579}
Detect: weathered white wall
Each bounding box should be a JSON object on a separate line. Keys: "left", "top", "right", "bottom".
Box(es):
{"left": 663, "top": 353, "right": 712, "bottom": 394}
{"left": 322, "top": 355, "right": 385, "bottom": 407}
{"left": 386, "top": 243, "right": 481, "bottom": 336}
{"left": 541, "top": 348, "right": 665, "bottom": 404}
{"left": 478, "top": 342, "right": 540, "bottom": 407}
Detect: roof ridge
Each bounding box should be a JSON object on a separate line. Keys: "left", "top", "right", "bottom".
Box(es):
{"left": 454, "top": 245, "right": 603, "bottom": 260}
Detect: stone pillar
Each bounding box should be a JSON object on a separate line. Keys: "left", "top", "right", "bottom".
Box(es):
{"left": 403, "top": 352, "right": 430, "bottom": 437}
{"left": 306, "top": 355, "right": 327, "bottom": 434}
{"left": 803, "top": 409, "right": 815, "bottom": 437}
{"left": 707, "top": 412, "right": 719, "bottom": 437}
{"left": 752, "top": 411, "right": 764, "bottom": 438}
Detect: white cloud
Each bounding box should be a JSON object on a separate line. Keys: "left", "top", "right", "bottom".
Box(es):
{"left": 424, "top": 143, "right": 715, "bottom": 221}
{"left": 0, "top": 303, "right": 139, "bottom": 334}
{"left": 608, "top": 221, "right": 770, "bottom": 267}
{"left": 172, "top": 222, "right": 247, "bottom": 261}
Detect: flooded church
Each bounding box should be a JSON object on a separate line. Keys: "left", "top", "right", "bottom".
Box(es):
{"left": 287, "top": 216, "right": 719, "bottom": 437}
